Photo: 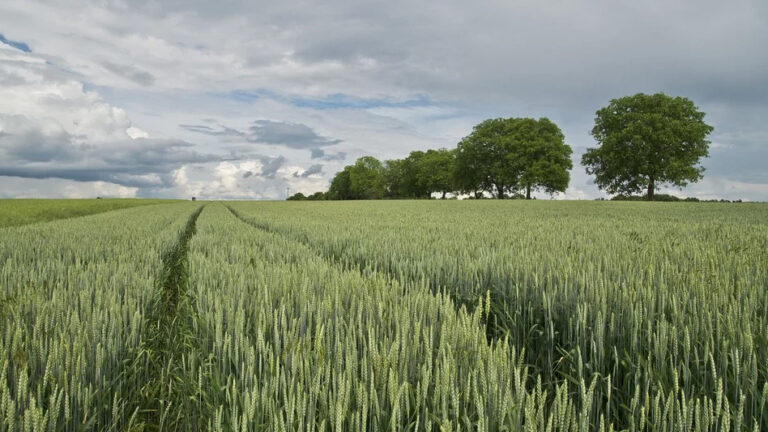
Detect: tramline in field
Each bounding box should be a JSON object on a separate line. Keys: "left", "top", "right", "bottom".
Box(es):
{"left": 0, "top": 202, "right": 201, "bottom": 431}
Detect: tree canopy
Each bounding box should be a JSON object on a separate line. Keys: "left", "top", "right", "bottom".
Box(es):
{"left": 349, "top": 156, "right": 386, "bottom": 199}
{"left": 455, "top": 118, "right": 519, "bottom": 198}
{"left": 420, "top": 149, "right": 456, "bottom": 198}
{"left": 512, "top": 118, "right": 572, "bottom": 199}
{"left": 324, "top": 151, "right": 458, "bottom": 201}
{"left": 455, "top": 117, "right": 572, "bottom": 198}
{"left": 582, "top": 93, "right": 713, "bottom": 201}
{"left": 314, "top": 118, "right": 573, "bottom": 200}
{"left": 327, "top": 165, "right": 353, "bottom": 199}
{"left": 384, "top": 151, "right": 430, "bottom": 198}
{"left": 328, "top": 156, "right": 386, "bottom": 199}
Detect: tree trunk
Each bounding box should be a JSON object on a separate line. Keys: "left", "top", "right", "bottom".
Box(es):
{"left": 474, "top": 190, "right": 481, "bottom": 199}
{"left": 497, "top": 185, "right": 504, "bottom": 199}
{"left": 526, "top": 184, "right": 531, "bottom": 200}
{"left": 441, "top": 190, "right": 446, "bottom": 199}
{"left": 647, "top": 177, "right": 655, "bottom": 201}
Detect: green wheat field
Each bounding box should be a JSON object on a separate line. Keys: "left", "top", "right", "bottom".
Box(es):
{"left": 1, "top": 200, "right": 766, "bottom": 431}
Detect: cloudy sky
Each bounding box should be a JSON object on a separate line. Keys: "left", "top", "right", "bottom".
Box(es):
{"left": 1, "top": 0, "right": 766, "bottom": 200}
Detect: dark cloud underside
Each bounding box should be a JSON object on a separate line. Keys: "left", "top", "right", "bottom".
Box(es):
{"left": 0, "top": 115, "right": 218, "bottom": 187}
{"left": 182, "top": 120, "right": 342, "bottom": 150}
{"left": 294, "top": 164, "right": 323, "bottom": 178}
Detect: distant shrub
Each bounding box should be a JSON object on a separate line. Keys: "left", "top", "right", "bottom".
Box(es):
{"left": 611, "top": 193, "right": 713, "bottom": 202}
{"left": 287, "top": 192, "right": 329, "bottom": 201}
{"left": 286, "top": 193, "right": 307, "bottom": 201}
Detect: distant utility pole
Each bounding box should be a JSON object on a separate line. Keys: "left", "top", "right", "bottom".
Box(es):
{"left": 286, "top": 187, "right": 290, "bottom": 199}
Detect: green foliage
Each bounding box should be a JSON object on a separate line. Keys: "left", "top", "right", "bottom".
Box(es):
{"left": 455, "top": 118, "right": 520, "bottom": 198}
{"left": 385, "top": 151, "right": 430, "bottom": 198}
{"left": 612, "top": 194, "right": 743, "bottom": 203}
{"left": 329, "top": 156, "right": 387, "bottom": 199}
{"left": 514, "top": 118, "right": 572, "bottom": 198}
{"left": 0, "top": 198, "right": 176, "bottom": 228}
{"left": 383, "top": 157, "right": 411, "bottom": 197}
{"left": 421, "top": 148, "right": 456, "bottom": 198}
{"left": 326, "top": 118, "right": 571, "bottom": 201}
{"left": 349, "top": 156, "right": 387, "bottom": 199}
{"left": 287, "top": 192, "right": 328, "bottom": 201}
{"left": 328, "top": 165, "right": 353, "bottom": 199}
{"left": 582, "top": 93, "right": 714, "bottom": 200}
{"left": 286, "top": 192, "right": 308, "bottom": 200}
{"left": 456, "top": 117, "right": 572, "bottom": 198}
{"left": 383, "top": 149, "right": 457, "bottom": 199}
{"left": 612, "top": 193, "right": 685, "bottom": 201}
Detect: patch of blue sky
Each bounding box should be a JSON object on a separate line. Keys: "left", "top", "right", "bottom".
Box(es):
{"left": 227, "top": 89, "right": 265, "bottom": 102}
{"left": 0, "top": 33, "right": 31, "bottom": 52}
{"left": 220, "top": 88, "right": 435, "bottom": 110}
{"left": 290, "top": 93, "right": 433, "bottom": 110}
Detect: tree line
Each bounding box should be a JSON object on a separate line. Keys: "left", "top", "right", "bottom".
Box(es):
{"left": 289, "top": 93, "right": 714, "bottom": 201}
{"left": 289, "top": 149, "right": 459, "bottom": 201}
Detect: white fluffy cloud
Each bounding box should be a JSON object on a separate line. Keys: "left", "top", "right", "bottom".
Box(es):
{"left": 168, "top": 159, "right": 327, "bottom": 199}
{"left": 0, "top": 177, "right": 137, "bottom": 199}
{"left": 0, "top": 44, "right": 131, "bottom": 142}
{"left": 0, "top": 42, "right": 218, "bottom": 194}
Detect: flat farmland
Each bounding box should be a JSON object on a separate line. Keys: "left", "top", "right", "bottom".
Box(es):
{"left": 0, "top": 199, "right": 177, "bottom": 228}
{"left": 1, "top": 200, "right": 766, "bottom": 431}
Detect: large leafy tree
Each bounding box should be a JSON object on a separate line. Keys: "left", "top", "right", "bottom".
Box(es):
{"left": 582, "top": 93, "right": 713, "bottom": 201}
{"left": 455, "top": 118, "right": 521, "bottom": 198}
{"left": 455, "top": 117, "right": 572, "bottom": 198}
{"left": 420, "top": 148, "right": 456, "bottom": 198}
{"left": 384, "top": 151, "right": 434, "bottom": 198}
{"left": 454, "top": 144, "right": 486, "bottom": 198}
{"left": 327, "top": 166, "right": 353, "bottom": 199}
{"left": 383, "top": 158, "right": 408, "bottom": 198}
{"left": 512, "top": 118, "right": 572, "bottom": 199}
{"left": 328, "top": 157, "right": 387, "bottom": 199}
{"left": 401, "top": 151, "right": 430, "bottom": 198}
{"left": 348, "top": 156, "right": 386, "bottom": 199}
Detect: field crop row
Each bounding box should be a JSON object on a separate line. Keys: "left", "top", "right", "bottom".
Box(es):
{"left": 186, "top": 204, "right": 543, "bottom": 431}
{"left": 0, "top": 203, "right": 200, "bottom": 431}
{"left": 226, "top": 200, "right": 768, "bottom": 431}
{"left": 0, "top": 199, "right": 177, "bottom": 228}
{"left": 1, "top": 200, "right": 766, "bottom": 431}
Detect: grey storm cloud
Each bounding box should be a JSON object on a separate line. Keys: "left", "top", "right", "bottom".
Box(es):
{"left": 181, "top": 120, "right": 341, "bottom": 150}
{"left": 310, "top": 148, "right": 347, "bottom": 161}
{"left": 102, "top": 0, "right": 768, "bottom": 107}
{"left": 180, "top": 124, "right": 247, "bottom": 138}
{"left": 259, "top": 155, "right": 286, "bottom": 179}
{"left": 102, "top": 62, "right": 156, "bottom": 87}
{"left": 293, "top": 164, "right": 323, "bottom": 178}
{"left": 705, "top": 139, "right": 768, "bottom": 184}
{"left": 0, "top": 115, "right": 219, "bottom": 188}
{"left": 249, "top": 120, "right": 341, "bottom": 149}
{"left": 0, "top": 122, "right": 78, "bottom": 163}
